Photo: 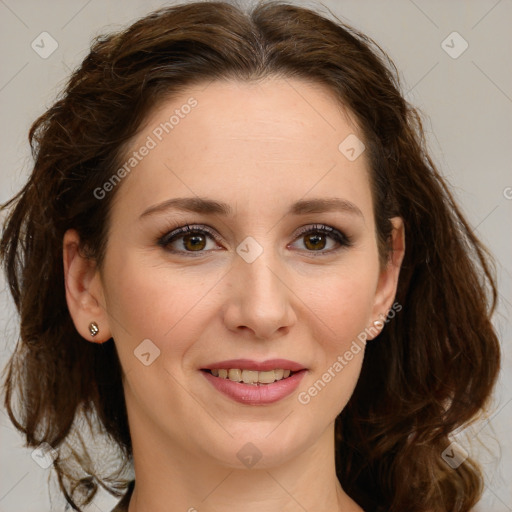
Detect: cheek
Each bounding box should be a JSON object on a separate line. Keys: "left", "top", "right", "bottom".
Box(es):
{"left": 102, "top": 251, "right": 224, "bottom": 367}
{"left": 303, "top": 264, "right": 378, "bottom": 347}
{"left": 293, "top": 262, "right": 377, "bottom": 413}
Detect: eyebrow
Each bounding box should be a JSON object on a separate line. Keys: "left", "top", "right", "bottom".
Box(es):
{"left": 139, "top": 196, "right": 363, "bottom": 219}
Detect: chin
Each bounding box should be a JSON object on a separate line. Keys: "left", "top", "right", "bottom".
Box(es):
{"left": 195, "top": 423, "right": 320, "bottom": 470}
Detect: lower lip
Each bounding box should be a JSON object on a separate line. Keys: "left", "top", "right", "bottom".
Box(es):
{"left": 201, "top": 370, "right": 307, "bottom": 405}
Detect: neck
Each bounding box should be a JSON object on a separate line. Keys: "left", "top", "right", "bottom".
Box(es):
{"left": 126, "top": 420, "right": 362, "bottom": 512}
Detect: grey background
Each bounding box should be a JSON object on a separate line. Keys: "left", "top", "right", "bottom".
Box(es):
{"left": 0, "top": 0, "right": 511, "bottom": 510}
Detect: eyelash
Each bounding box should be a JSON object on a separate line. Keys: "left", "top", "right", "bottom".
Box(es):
{"left": 157, "top": 223, "right": 353, "bottom": 257}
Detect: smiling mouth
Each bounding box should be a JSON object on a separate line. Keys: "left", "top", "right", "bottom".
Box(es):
{"left": 201, "top": 368, "right": 298, "bottom": 385}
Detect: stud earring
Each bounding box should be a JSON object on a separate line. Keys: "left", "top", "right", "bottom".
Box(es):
{"left": 88, "top": 321, "right": 99, "bottom": 337}
{"left": 373, "top": 319, "right": 384, "bottom": 329}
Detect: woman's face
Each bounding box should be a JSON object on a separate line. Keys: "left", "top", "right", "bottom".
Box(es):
{"left": 66, "top": 77, "right": 403, "bottom": 469}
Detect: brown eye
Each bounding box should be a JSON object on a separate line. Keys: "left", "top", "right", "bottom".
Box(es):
{"left": 182, "top": 233, "right": 207, "bottom": 251}
{"left": 290, "top": 224, "right": 353, "bottom": 254}
{"left": 303, "top": 233, "right": 327, "bottom": 251}
{"left": 158, "top": 225, "right": 221, "bottom": 255}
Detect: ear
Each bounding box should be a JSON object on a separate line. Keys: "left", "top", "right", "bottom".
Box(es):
{"left": 368, "top": 217, "right": 405, "bottom": 340}
{"left": 63, "top": 228, "right": 112, "bottom": 343}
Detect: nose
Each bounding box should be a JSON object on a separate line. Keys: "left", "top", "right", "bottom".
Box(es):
{"left": 222, "top": 247, "right": 297, "bottom": 340}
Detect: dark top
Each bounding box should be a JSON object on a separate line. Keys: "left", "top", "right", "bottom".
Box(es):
{"left": 111, "top": 480, "right": 135, "bottom": 512}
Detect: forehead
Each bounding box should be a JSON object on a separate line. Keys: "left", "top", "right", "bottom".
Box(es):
{"left": 110, "top": 77, "right": 372, "bottom": 222}
{"left": 145, "top": 77, "right": 360, "bottom": 156}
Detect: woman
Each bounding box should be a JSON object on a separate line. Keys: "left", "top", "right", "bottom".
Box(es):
{"left": 0, "top": 1, "right": 501, "bottom": 511}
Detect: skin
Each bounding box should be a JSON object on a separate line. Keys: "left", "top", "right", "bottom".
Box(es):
{"left": 63, "top": 77, "right": 404, "bottom": 512}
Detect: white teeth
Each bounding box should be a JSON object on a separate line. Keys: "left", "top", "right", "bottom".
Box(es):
{"left": 208, "top": 368, "right": 296, "bottom": 384}
{"left": 228, "top": 369, "right": 242, "bottom": 382}
{"left": 258, "top": 370, "right": 277, "bottom": 384}
{"left": 242, "top": 370, "right": 259, "bottom": 384}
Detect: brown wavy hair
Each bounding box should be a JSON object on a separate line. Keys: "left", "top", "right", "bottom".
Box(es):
{"left": 0, "top": 1, "right": 500, "bottom": 511}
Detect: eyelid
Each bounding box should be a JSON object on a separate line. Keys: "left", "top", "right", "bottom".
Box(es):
{"left": 289, "top": 223, "right": 353, "bottom": 253}
{"left": 157, "top": 223, "right": 222, "bottom": 247}
{"left": 293, "top": 223, "right": 351, "bottom": 242}
{"left": 157, "top": 222, "right": 352, "bottom": 255}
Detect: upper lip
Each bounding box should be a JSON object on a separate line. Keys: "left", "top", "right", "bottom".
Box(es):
{"left": 201, "top": 359, "right": 306, "bottom": 372}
